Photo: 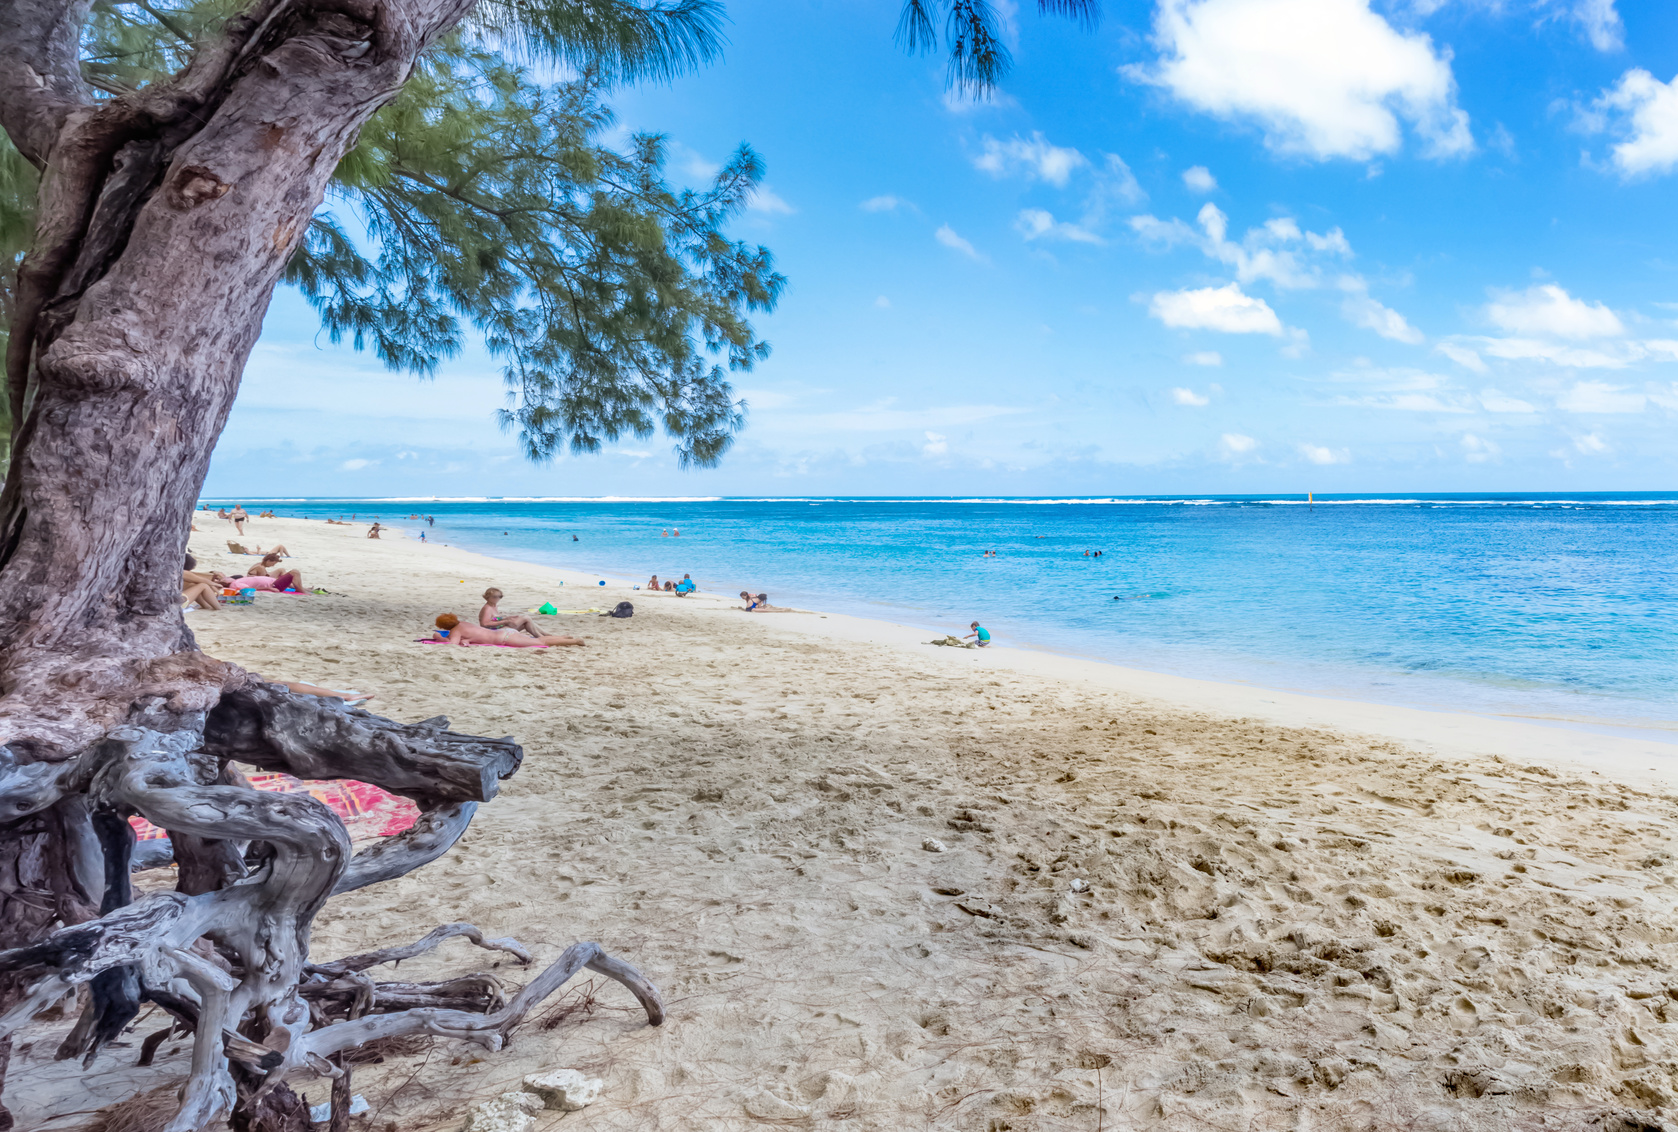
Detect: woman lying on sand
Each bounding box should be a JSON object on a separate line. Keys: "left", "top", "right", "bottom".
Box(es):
{"left": 433, "top": 613, "right": 585, "bottom": 647}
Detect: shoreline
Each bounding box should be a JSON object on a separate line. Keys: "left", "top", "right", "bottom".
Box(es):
{"left": 416, "top": 520, "right": 1678, "bottom": 787}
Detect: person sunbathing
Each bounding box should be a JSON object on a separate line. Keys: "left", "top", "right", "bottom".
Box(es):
{"left": 241, "top": 554, "right": 303, "bottom": 590}
{"left": 479, "top": 588, "right": 542, "bottom": 637}
{"left": 433, "top": 613, "right": 584, "bottom": 647}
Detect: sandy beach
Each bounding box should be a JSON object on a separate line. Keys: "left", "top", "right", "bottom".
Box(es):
{"left": 17, "top": 514, "right": 1678, "bottom": 1132}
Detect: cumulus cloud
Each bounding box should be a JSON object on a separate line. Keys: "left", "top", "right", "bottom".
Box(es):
{"left": 1221, "top": 432, "right": 1260, "bottom": 456}
{"left": 1016, "top": 208, "right": 1104, "bottom": 244}
{"left": 1563, "top": 0, "right": 1625, "bottom": 51}
{"left": 1182, "top": 165, "right": 1218, "bottom": 192}
{"left": 1184, "top": 351, "right": 1224, "bottom": 366}
{"left": 935, "top": 225, "right": 985, "bottom": 261}
{"left": 1299, "top": 443, "right": 1350, "bottom": 464}
{"left": 923, "top": 431, "right": 949, "bottom": 456}
{"left": 1484, "top": 284, "right": 1625, "bottom": 338}
{"left": 1126, "top": 0, "right": 1472, "bottom": 161}
{"left": 860, "top": 195, "right": 905, "bottom": 212}
{"left": 1172, "top": 387, "right": 1212, "bottom": 405}
{"left": 1556, "top": 380, "right": 1647, "bottom": 413}
{"left": 1590, "top": 69, "right": 1678, "bottom": 178}
{"left": 974, "top": 132, "right": 1089, "bottom": 186}
{"left": 1131, "top": 203, "right": 1352, "bottom": 290}
{"left": 1149, "top": 283, "right": 1285, "bottom": 334}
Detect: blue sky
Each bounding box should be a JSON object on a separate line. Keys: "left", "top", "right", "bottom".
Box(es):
{"left": 208, "top": 0, "right": 1678, "bottom": 497}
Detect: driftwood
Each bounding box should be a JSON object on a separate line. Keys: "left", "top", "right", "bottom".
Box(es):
{"left": 0, "top": 696, "right": 663, "bottom": 1132}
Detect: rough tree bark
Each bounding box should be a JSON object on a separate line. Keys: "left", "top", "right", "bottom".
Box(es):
{"left": 0, "top": 3, "right": 665, "bottom": 1129}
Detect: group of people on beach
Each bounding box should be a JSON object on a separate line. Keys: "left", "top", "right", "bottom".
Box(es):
{"left": 646, "top": 573, "right": 697, "bottom": 595}
{"left": 182, "top": 552, "right": 306, "bottom": 610}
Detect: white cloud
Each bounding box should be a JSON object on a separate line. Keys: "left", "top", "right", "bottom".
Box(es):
{"left": 1082, "top": 154, "right": 1148, "bottom": 221}
{"left": 1299, "top": 443, "right": 1350, "bottom": 464}
{"left": 923, "top": 431, "right": 949, "bottom": 456}
{"left": 1149, "top": 283, "right": 1285, "bottom": 335}
{"left": 1591, "top": 69, "right": 1678, "bottom": 178}
{"left": 1172, "top": 387, "right": 1212, "bottom": 406}
{"left": 1220, "top": 432, "right": 1260, "bottom": 456}
{"left": 1476, "top": 337, "right": 1632, "bottom": 369}
{"left": 1184, "top": 351, "right": 1224, "bottom": 366}
{"left": 746, "top": 186, "right": 796, "bottom": 215}
{"left": 1479, "top": 388, "right": 1536, "bottom": 413}
{"left": 935, "top": 225, "right": 985, "bottom": 261}
{"left": 1573, "top": 432, "right": 1611, "bottom": 454}
{"left": 1182, "top": 165, "right": 1218, "bottom": 192}
{"left": 1459, "top": 433, "right": 1500, "bottom": 463}
{"left": 1341, "top": 284, "right": 1424, "bottom": 343}
{"left": 1016, "top": 208, "right": 1103, "bottom": 244}
{"left": 1484, "top": 284, "right": 1624, "bottom": 338}
{"left": 1131, "top": 203, "right": 1352, "bottom": 290}
{"left": 1556, "top": 380, "right": 1647, "bottom": 413}
{"left": 1436, "top": 342, "right": 1488, "bottom": 372}
{"left": 974, "top": 132, "right": 1089, "bottom": 186}
{"left": 1564, "top": 0, "right": 1624, "bottom": 51}
{"left": 1127, "top": 0, "right": 1472, "bottom": 161}
{"left": 874, "top": 296, "right": 892, "bottom": 309}
{"left": 340, "top": 458, "right": 376, "bottom": 471}
{"left": 860, "top": 195, "right": 905, "bottom": 212}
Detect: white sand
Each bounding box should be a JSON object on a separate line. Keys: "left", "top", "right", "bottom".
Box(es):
{"left": 16, "top": 515, "right": 1678, "bottom": 1131}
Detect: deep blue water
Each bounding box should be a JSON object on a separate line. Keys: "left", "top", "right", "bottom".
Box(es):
{"left": 204, "top": 494, "right": 1678, "bottom": 733}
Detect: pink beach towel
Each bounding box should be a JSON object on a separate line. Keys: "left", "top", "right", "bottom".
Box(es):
{"left": 128, "top": 772, "right": 418, "bottom": 844}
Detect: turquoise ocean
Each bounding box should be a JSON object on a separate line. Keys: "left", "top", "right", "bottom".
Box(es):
{"left": 204, "top": 494, "right": 1678, "bottom": 737}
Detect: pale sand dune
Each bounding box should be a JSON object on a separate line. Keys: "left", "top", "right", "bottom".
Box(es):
{"left": 16, "top": 514, "right": 1678, "bottom": 1131}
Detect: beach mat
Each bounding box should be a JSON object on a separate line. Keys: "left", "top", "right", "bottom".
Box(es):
{"left": 128, "top": 772, "right": 418, "bottom": 845}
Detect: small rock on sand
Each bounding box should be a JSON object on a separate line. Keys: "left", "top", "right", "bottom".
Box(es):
{"left": 523, "top": 1068, "right": 603, "bottom": 1111}
{"left": 922, "top": 838, "right": 947, "bottom": 853}
{"left": 461, "top": 1091, "right": 543, "bottom": 1132}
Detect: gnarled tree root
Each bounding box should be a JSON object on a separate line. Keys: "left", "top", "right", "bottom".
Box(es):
{"left": 0, "top": 692, "right": 663, "bottom": 1132}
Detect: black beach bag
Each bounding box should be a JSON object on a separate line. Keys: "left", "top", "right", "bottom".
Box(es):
{"left": 603, "top": 601, "right": 634, "bottom": 618}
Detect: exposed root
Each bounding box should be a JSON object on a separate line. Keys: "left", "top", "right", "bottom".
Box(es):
{"left": 0, "top": 696, "right": 662, "bottom": 1132}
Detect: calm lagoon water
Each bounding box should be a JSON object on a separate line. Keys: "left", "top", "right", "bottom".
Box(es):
{"left": 207, "top": 494, "right": 1678, "bottom": 735}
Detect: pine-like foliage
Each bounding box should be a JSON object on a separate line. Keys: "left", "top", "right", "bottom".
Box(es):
{"left": 0, "top": 0, "right": 782, "bottom": 468}
{"left": 292, "top": 43, "right": 782, "bottom": 467}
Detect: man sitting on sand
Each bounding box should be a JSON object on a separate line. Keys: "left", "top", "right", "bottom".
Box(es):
{"left": 432, "top": 613, "right": 584, "bottom": 647}
{"left": 479, "top": 588, "right": 542, "bottom": 637}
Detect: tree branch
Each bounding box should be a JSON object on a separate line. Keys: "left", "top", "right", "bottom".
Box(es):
{"left": 0, "top": 0, "right": 94, "bottom": 167}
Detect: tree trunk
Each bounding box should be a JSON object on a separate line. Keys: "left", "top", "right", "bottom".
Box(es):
{"left": 0, "top": 5, "right": 665, "bottom": 1130}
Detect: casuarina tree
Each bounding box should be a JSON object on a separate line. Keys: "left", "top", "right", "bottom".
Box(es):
{"left": 0, "top": 0, "right": 1092, "bottom": 1128}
